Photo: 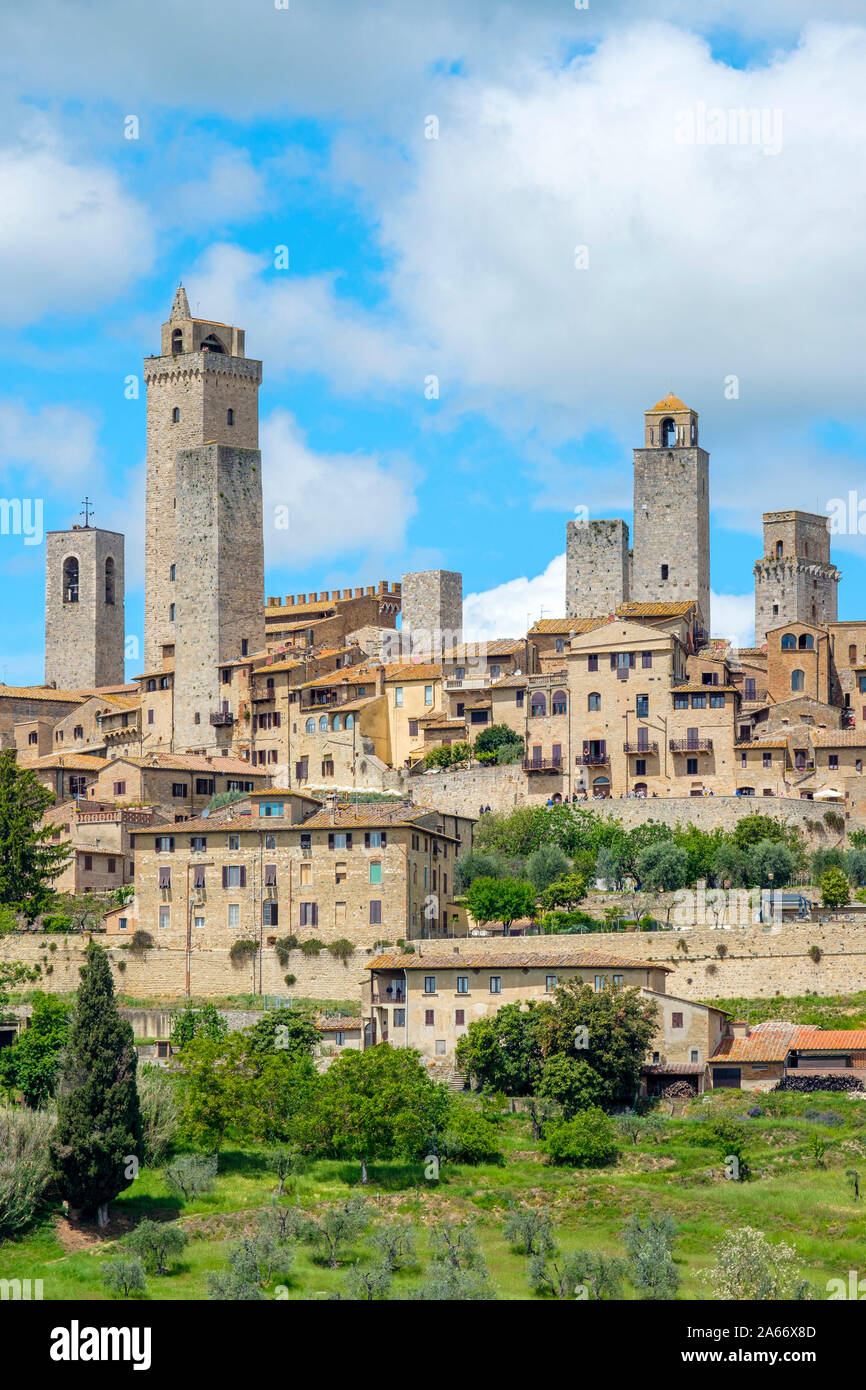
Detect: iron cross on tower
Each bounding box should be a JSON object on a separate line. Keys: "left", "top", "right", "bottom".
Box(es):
{"left": 80, "top": 497, "right": 94, "bottom": 528}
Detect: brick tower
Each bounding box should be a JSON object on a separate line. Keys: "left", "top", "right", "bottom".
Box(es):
{"left": 45, "top": 521, "right": 125, "bottom": 689}
{"left": 754, "top": 510, "right": 839, "bottom": 647}
{"left": 631, "top": 393, "right": 710, "bottom": 635}
{"left": 144, "top": 287, "right": 265, "bottom": 750}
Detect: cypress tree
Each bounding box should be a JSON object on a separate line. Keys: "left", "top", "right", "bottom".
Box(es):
{"left": 0, "top": 750, "right": 73, "bottom": 916}
{"left": 50, "top": 941, "right": 141, "bottom": 1224}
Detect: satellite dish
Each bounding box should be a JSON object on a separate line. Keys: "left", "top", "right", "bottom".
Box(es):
{"left": 201, "top": 808, "right": 211, "bottom": 818}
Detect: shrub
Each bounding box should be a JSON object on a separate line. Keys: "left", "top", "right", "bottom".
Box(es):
{"left": 137, "top": 1065, "right": 179, "bottom": 1166}
{"left": 327, "top": 939, "right": 355, "bottom": 965}
{"left": 229, "top": 938, "right": 259, "bottom": 964}
{"left": 129, "top": 930, "right": 153, "bottom": 955}
{"left": 274, "top": 936, "right": 299, "bottom": 966}
{"left": 164, "top": 1152, "right": 218, "bottom": 1203}
{"left": 0, "top": 1106, "right": 53, "bottom": 1240}
{"left": 283, "top": 974, "right": 296, "bottom": 988}
{"left": 526, "top": 844, "right": 571, "bottom": 892}
{"left": 298, "top": 938, "right": 325, "bottom": 956}
{"left": 809, "top": 944, "right": 822, "bottom": 964}
{"left": 438, "top": 1098, "right": 504, "bottom": 1165}
{"left": 101, "top": 1258, "right": 147, "bottom": 1299}
{"left": 538, "top": 1056, "right": 609, "bottom": 1117}
{"left": 542, "top": 1108, "right": 619, "bottom": 1167}
{"left": 820, "top": 867, "right": 850, "bottom": 908}
{"left": 124, "top": 1218, "right": 188, "bottom": 1274}
{"left": 701, "top": 1226, "right": 814, "bottom": 1301}
{"left": 42, "top": 914, "right": 73, "bottom": 933}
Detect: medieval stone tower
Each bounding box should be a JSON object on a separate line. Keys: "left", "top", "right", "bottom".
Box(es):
{"left": 144, "top": 287, "right": 265, "bottom": 750}
{"left": 631, "top": 393, "right": 710, "bottom": 634}
{"left": 565, "top": 518, "right": 630, "bottom": 619}
{"left": 753, "top": 510, "right": 839, "bottom": 647}
{"left": 45, "top": 523, "right": 125, "bottom": 689}
{"left": 401, "top": 570, "right": 463, "bottom": 656}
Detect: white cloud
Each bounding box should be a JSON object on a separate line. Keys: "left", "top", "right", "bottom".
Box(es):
{"left": 261, "top": 409, "right": 417, "bottom": 569}
{"left": 165, "top": 151, "right": 267, "bottom": 228}
{"left": 711, "top": 591, "right": 754, "bottom": 647}
{"left": 463, "top": 552, "right": 566, "bottom": 642}
{"left": 0, "top": 145, "right": 154, "bottom": 324}
{"left": 0, "top": 401, "right": 100, "bottom": 484}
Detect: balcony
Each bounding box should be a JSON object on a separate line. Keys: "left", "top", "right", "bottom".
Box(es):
{"left": 250, "top": 682, "right": 276, "bottom": 703}
{"left": 522, "top": 757, "right": 563, "bottom": 772}
{"left": 576, "top": 752, "right": 609, "bottom": 766}
{"left": 669, "top": 738, "right": 713, "bottom": 753}
{"left": 372, "top": 991, "right": 406, "bottom": 1005}
{"left": 210, "top": 710, "right": 234, "bottom": 727}
{"left": 527, "top": 670, "right": 568, "bottom": 686}
{"left": 623, "top": 741, "right": 658, "bottom": 755}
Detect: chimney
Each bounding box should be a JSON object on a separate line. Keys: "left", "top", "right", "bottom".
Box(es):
{"left": 730, "top": 1020, "right": 750, "bottom": 1038}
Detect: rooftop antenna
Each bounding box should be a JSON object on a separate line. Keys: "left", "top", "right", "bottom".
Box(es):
{"left": 80, "top": 497, "right": 94, "bottom": 528}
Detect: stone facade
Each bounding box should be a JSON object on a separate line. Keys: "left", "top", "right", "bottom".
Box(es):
{"left": 565, "top": 518, "right": 630, "bottom": 619}
{"left": 44, "top": 526, "right": 125, "bottom": 689}
{"left": 173, "top": 442, "right": 265, "bottom": 752}
{"left": 754, "top": 511, "right": 839, "bottom": 647}
{"left": 143, "top": 286, "right": 262, "bottom": 671}
{"left": 401, "top": 570, "right": 463, "bottom": 657}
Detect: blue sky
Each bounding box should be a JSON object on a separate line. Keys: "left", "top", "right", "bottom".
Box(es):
{"left": 3, "top": 1, "right": 866, "bottom": 682}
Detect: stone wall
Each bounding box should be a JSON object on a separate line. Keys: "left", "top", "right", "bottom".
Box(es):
{"left": 632, "top": 444, "right": 710, "bottom": 631}
{"left": 565, "top": 518, "right": 630, "bottom": 619}
{"left": 44, "top": 527, "right": 125, "bottom": 689}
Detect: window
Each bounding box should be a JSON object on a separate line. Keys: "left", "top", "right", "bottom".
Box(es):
{"left": 686, "top": 757, "right": 698, "bottom": 775}
{"left": 265, "top": 833, "right": 276, "bottom": 850}
{"left": 791, "top": 669, "right": 805, "bottom": 692}
{"left": 674, "top": 693, "right": 688, "bottom": 709}
{"left": 365, "top": 831, "right": 385, "bottom": 849}
{"left": 369, "top": 900, "right": 382, "bottom": 925}
{"left": 424, "top": 976, "right": 436, "bottom": 994}
{"left": 329, "top": 832, "right": 352, "bottom": 850}
{"left": 690, "top": 1049, "right": 699, "bottom": 1064}
{"left": 226, "top": 408, "right": 234, "bottom": 426}
{"left": 588, "top": 692, "right": 601, "bottom": 712}
{"left": 304, "top": 716, "right": 316, "bottom": 735}
{"left": 671, "top": 1012, "right": 684, "bottom": 1028}
{"left": 555, "top": 638, "right": 565, "bottom": 653}
{"left": 636, "top": 694, "right": 649, "bottom": 718}
{"left": 171, "top": 407, "right": 180, "bottom": 423}
{"left": 63, "top": 556, "right": 79, "bottom": 604}
{"left": 744, "top": 677, "right": 756, "bottom": 700}
{"left": 612, "top": 974, "right": 623, "bottom": 987}
{"left": 763, "top": 752, "right": 772, "bottom": 769}
{"left": 155, "top": 836, "right": 174, "bottom": 853}
{"left": 228, "top": 833, "right": 240, "bottom": 850}
{"left": 425, "top": 1009, "right": 434, "bottom": 1026}
{"left": 552, "top": 689, "right": 567, "bottom": 715}
{"left": 710, "top": 694, "right": 725, "bottom": 708}
{"left": 829, "top": 753, "right": 839, "bottom": 769}
{"left": 223, "top": 865, "right": 245, "bottom": 888}
{"left": 641, "top": 651, "right": 653, "bottom": 669}
{"left": 28, "top": 731, "right": 37, "bottom": 745}
{"left": 781, "top": 633, "right": 797, "bottom": 650}
{"left": 635, "top": 759, "right": 646, "bottom": 776}
{"left": 515, "top": 689, "right": 524, "bottom": 709}
{"left": 424, "top": 684, "right": 433, "bottom": 706}
{"left": 333, "top": 714, "right": 342, "bottom": 731}
{"left": 299, "top": 902, "right": 318, "bottom": 926}
{"left": 691, "top": 693, "right": 707, "bottom": 709}
{"left": 159, "top": 905, "right": 170, "bottom": 930}
{"left": 335, "top": 861, "right": 347, "bottom": 885}
{"left": 470, "top": 709, "right": 488, "bottom": 725}
{"left": 660, "top": 564, "right": 669, "bottom": 580}
{"left": 456, "top": 976, "right": 469, "bottom": 994}
{"left": 264, "top": 862, "right": 277, "bottom": 887}
{"left": 395, "top": 687, "right": 403, "bottom": 707}
{"left": 228, "top": 904, "right": 240, "bottom": 929}
{"left": 393, "top": 1009, "right": 406, "bottom": 1027}
{"left": 587, "top": 653, "right": 598, "bottom": 672}
{"left": 172, "top": 782, "right": 187, "bottom": 798}
{"left": 369, "top": 861, "right": 382, "bottom": 885}
{"left": 104, "top": 557, "right": 115, "bottom": 605}
{"left": 263, "top": 900, "right": 279, "bottom": 926}
{"left": 84, "top": 854, "right": 93, "bottom": 871}
{"left": 196, "top": 778, "right": 214, "bottom": 795}
{"left": 170, "top": 564, "right": 176, "bottom": 581}
{"left": 319, "top": 715, "right": 328, "bottom": 732}
{"left": 594, "top": 975, "right": 607, "bottom": 991}
{"left": 530, "top": 692, "right": 547, "bottom": 717}
{"left": 260, "top": 801, "right": 284, "bottom": 818}
{"left": 489, "top": 976, "right": 501, "bottom": 994}
{"left": 147, "top": 708, "right": 154, "bottom": 725}
{"left": 799, "top": 633, "right": 814, "bottom": 650}
{"left": 113, "top": 780, "right": 126, "bottom": 796}
{"left": 455, "top": 1009, "right": 465, "bottom": 1027}
{"left": 545, "top": 975, "right": 557, "bottom": 992}
{"left": 408, "top": 719, "right": 419, "bottom": 737}
{"left": 190, "top": 836, "right": 207, "bottom": 851}
{"left": 334, "top": 1031, "right": 345, "bottom": 1047}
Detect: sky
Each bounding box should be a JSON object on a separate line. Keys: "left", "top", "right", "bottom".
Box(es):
{"left": 3, "top": 0, "right": 866, "bottom": 683}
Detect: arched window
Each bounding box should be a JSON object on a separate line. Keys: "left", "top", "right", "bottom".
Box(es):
{"left": 634, "top": 782, "right": 648, "bottom": 796}
{"left": 200, "top": 334, "right": 225, "bottom": 354}
{"left": 63, "top": 557, "right": 79, "bottom": 604}
{"left": 305, "top": 718, "right": 315, "bottom": 734}
{"left": 105, "top": 557, "right": 115, "bottom": 605}
{"left": 798, "top": 634, "right": 814, "bottom": 650}
{"left": 661, "top": 417, "right": 676, "bottom": 447}
{"left": 172, "top": 407, "right": 180, "bottom": 423}
{"left": 319, "top": 715, "right": 328, "bottom": 731}
{"left": 775, "top": 540, "right": 784, "bottom": 558}
{"left": 171, "top": 328, "right": 183, "bottom": 355}
{"left": 530, "top": 692, "right": 547, "bottom": 717}
{"left": 345, "top": 714, "right": 355, "bottom": 730}
{"left": 849, "top": 644, "right": 857, "bottom": 664}
{"left": 781, "top": 633, "right": 797, "bottom": 650}
{"left": 592, "top": 776, "right": 610, "bottom": 798}
{"left": 791, "top": 669, "right": 805, "bottom": 692}
{"left": 551, "top": 689, "right": 568, "bottom": 715}
{"left": 333, "top": 714, "right": 342, "bottom": 731}
{"left": 588, "top": 692, "right": 601, "bottom": 712}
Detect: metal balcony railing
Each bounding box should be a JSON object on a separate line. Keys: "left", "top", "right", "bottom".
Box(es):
{"left": 623, "top": 741, "right": 658, "bottom": 755}
{"left": 669, "top": 738, "right": 713, "bottom": 753}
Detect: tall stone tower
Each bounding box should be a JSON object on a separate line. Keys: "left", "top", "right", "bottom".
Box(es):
{"left": 565, "top": 518, "right": 630, "bottom": 618}
{"left": 401, "top": 570, "right": 463, "bottom": 658}
{"left": 143, "top": 286, "right": 262, "bottom": 672}
{"left": 144, "top": 287, "right": 265, "bottom": 751}
{"left": 631, "top": 393, "right": 710, "bottom": 635}
{"left": 45, "top": 523, "right": 125, "bottom": 689}
{"left": 754, "top": 510, "right": 839, "bottom": 647}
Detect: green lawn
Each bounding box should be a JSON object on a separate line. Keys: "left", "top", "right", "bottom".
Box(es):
{"left": 5, "top": 1088, "right": 866, "bottom": 1301}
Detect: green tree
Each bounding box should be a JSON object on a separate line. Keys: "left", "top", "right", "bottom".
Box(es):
{"left": 244, "top": 1006, "right": 319, "bottom": 1060}
{"left": 456, "top": 1002, "right": 544, "bottom": 1095}
{"left": 635, "top": 841, "right": 690, "bottom": 892}
{"left": 137, "top": 1065, "right": 179, "bottom": 1166}
{"left": 164, "top": 1152, "right": 218, "bottom": 1203}
{"left": 624, "top": 1212, "right": 680, "bottom": 1300}
{"left": 535, "top": 979, "right": 659, "bottom": 1101}
{"left": 124, "top": 1218, "right": 189, "bottom": 1274}
{"left": 0, "top": 991, "right": 70, "bottom": 1107}
{"left": 176, "top": 1030, "right": 318, "bottom": 1149}
{"left": 539, "top": 874, "right": 587, "bottom": 911}
{"left": 700, "top": 1226, "right": 814, "bottom": 1300}
{"left": 339, "top": 1261, "right": 393, "bottom": 1300}
{"left": 169, "top": 1001, "right": 228, "bottom": 1047}
{"left": 731, "top": 814, "right": 790, "bottom": 850}
{"left": 538, "top": 1055, "right": 609, "bottom": 1117}
{"left": 845, "top": 849, "right": 866, "bottom": 886}
{"left": 50, "top": 941, "right": 141, "bottom": 1225}
{"left": 821, "top": 865, "right": 850, "bottom": 908}
{"left": 747, "top": 839, "right": 795, "bottom": 888}
{"left": 473, "top": 723, "right": 523, "bottom": 759}
{"left": 530, "top": 1249, "right": 626, "bottom": 1300}
{"left": 526, "top": 844, "right": 570, "bottom": 892}
{"left": 712, "top": 841, "right": 748, "bottom": 887}
{"left": 0, "top": 751, "right": 73, "bottom": 916}
{"left": 465, "top": 876, "right": 537, "bottom": 929}
{"left": 435, "top": 1095, "right": 504, "bottom": 1165}
{"left": 0, "top": 1106, "right": 54, "bottom": 1240}
{"left": 291, "top": 1196, "right": 369, "bottom": 1268}
{"left": 503, "top": 1204, "right": 556, "bottom": 1258}
{"left": 453, "top": 852, "right": 506, "bottom": 893}
{"left": 101, "top": 1257, "right": 146, "bottom": 1299}
{"left": 370, "top": 1220, "right": 417, "bottom": 1272}
{"left": 542, "top": 1109, "right": 619, "bottom": 1167}
{"left": 303, "top": 1045, "right": 448, "bottom": 1182}
{"left": 595, "top": 844, "right": 627, "bottom": 889}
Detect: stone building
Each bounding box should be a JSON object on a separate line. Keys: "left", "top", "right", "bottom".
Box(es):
{"left": 565, "top": 518, "right": 630, "bottom": 619}
{"left": 44, "top": 524, "right": 125, "bottom": 690}
{"left": 85, "top": 752, "right": 266, "bottom": 821}
{"left": 401, "top": 570, "right": 463, "bottom": 658}
{"left": 754, "top": 511, "right": 839, "bottom": 647}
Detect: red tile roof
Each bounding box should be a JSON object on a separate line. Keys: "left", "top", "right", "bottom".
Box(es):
{"left": 367, "top": 951, "right": 669, "bottom": 972}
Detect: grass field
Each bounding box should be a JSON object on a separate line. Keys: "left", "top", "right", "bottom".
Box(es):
{"left": 4, "top": 1087, "right": 866, "bottom": 1301}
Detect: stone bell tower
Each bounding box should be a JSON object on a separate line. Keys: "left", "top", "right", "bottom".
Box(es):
{"left": 631, "top": 392, "right": 710, "bottom": 636}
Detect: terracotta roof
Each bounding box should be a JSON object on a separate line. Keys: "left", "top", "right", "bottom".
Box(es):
{"left": 649, "top": 392, "right": 689, "bottom": 412}
{"left": 793, "top": 1029, "right": 866, "bottom": 1051}
{"left": 0, "top": 685, "right": 85, "bottom": 704}
{"left": 134, "top": 801, "right": 255, "bottom": 836}
{"left": 30, "top": 753, "right": 108, "bottom": 770}
{"left": 444, "top": 640, "right": 523, "bottom": 659}
{"left": 643, "top": 1063, "right": 706, "bottom": 1075}
{"left": 616, "top": 601, "right": 696, "bottom": 618}
{"left": 737, "top": 740, "right": 788, "bottom": 750}
{"left": 672, "top": 684, "right": 738, "bottom": 694}
{"left": 811, "top": 730, "right": 866, "bottom": 747}
{"left": 316, "top": 1016, "right": 362, "bottom": 1032}
{"left": 382, "top": 664, "right": 442, "bottom": 682}
{"left": 110, "top": 753, "right": 269, "bottom": 775}
{"left": 418, "top": 715, "right": 466, "bottom": 729}
{"left": 300, "top": 804, "right": 458, "bottom": 835}
{"left": 711, "top": 1022, "right": 798, "bottom": 1063}
{"left": 528, "top": 617, "right": 607, "bottom": 636}
{"left": 78, "top": 684, "right": 141, "bottom": 696}
{"left": 367, "top": 952, "right": 670, "bottom": 972}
